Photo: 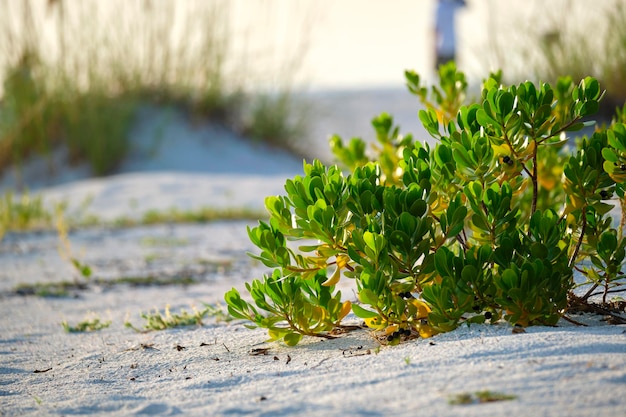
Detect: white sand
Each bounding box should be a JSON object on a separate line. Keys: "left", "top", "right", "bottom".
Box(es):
{"left": 1, "top": 96, "right": 625, "bottom": 416}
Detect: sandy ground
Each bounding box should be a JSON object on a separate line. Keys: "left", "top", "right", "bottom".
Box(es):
{"left": 1, "top": 93, "right": 626, "bottom": 416}
{"left": 1, "top": 222, "right": 625, "bottom": 417}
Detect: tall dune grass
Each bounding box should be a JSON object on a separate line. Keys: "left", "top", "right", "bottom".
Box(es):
{"left": 485, "top": 0, "right": 626, "bottom": 118}
{"left": 0, "top": 0, "right": 307, "bottom": 187}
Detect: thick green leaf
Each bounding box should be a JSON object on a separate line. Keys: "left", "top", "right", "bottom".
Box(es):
{"left": 283, "top": 332, "right": 303, "bottom": 346}
{"left": 352, "top": 303, "right": 380, "bottom": 319}
{"left": 359, "top": 288, "right": 379, "bottom": 305}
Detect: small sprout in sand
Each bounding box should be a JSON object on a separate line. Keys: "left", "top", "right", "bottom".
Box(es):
{"left": 111, "top": 275, "right": 196, "bottom": 287}
{"left": 55, "top": 207, "right": 93, "bottom": 283}
{"left": 62, "top": 316, "right": 111, "bottom": 333}
{"left": 140, "top": 236, "right": 189, "bottom": 247}
{"left": 0, "top": 191, "right": 56, "bottom": 240}
{"left": 15, "top": 280, "right": 87, "bottom": 297}
{"left": 71, "top": 258, "right": 93, "bottom": 280}
{"left": 448, "top": 390, "right": 517, "bottom": 405}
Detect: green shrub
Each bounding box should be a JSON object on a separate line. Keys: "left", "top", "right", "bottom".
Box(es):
{"left": 226, "top": 63, "right": 626, "bottom": 345}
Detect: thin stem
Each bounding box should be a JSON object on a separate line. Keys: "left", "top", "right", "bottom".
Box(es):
{"left": 501, "top": 129, "right": 535, "bottom": 221}
{"left": 588, "top": 287, "right": 626, "bottom": 298}
{"left": 520, "top": 162, "right": 533, "bottom": 179}
{"left": 389, "top": 252, "right": 412, "bottom": 274}
{"left": 455, "top": 234, "right": 468, "bottom": 252}
{"left": 535, "top": 117, "right": 583, "bottom": 145}
{"left": 618, "top": 196, "right": 626, "bottom": 240}
{"left": 480, "top": 201, "right": 497, "bottom": 246}
{"left": 568, "top": 206, "right": 587, "bottom": 269}
{"left": 561, "top": 315, "right": 587, "bottom": 326}
{"left": 530, "top": 142, "right": 539, "bottom": 216}
{"left": 580, "top": 281, "right": 599, "bottom": 302}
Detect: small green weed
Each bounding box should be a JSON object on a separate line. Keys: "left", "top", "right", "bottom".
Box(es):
{"left": 62, "top": 316, "right": 111, "bottom": 333}
{"left": 125, "top": 304, "right": 212, "bottom": 332}
{"left": 12, "top": 275, "right": 196, "bottom": 297}
{"left": 0, "top": 192, "right": 267, "bottom": 240}
{"left": 448, "top": 390, "right": 517, "bottom": 405}
{"left": 140, "top": 236, "right": 189, "bottom": 248}
{"left": 14, "top": 270, "right": 202, "bottom": 294}
{"left": 139, "top": 207, "right": 266, "bottom": 225}
{"left": 13, "top": 280, "right": 86, "bottom": 297}
{"left": 0, "top": 190, "right": 53, "bottom": 239}
{"left": 110, "top": 275, "right": 196, "bottom": 287}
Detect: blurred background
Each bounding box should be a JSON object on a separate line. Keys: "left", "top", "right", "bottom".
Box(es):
{"left": 0, "top": 0, "right": 625, "bottom": 190}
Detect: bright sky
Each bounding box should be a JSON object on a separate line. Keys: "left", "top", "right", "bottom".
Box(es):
{"left": 227, "top": 0, "right": 612, "bottom": 90}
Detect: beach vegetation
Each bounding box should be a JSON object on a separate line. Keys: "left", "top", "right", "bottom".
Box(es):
{"left": 226, "top": 63, "right": 626, "bottom": 345}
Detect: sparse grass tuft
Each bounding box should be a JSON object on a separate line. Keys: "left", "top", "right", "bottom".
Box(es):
{"left": 139, "top": 207, "right": 267, "bottom": 225}
{"left": 0, "top": 190, "right": 52, "bottom": 239}
{"left": 13, "top": 280, "right": 86, "bottom": 297}
{"left": 12, "top": 274, "right": 198, "bottom": 297}
{"left": 62, "top": 315, "right": 111, "bottom": 333}
{"left": 125, "top": 304, "right": 218, "bottom": 332}
{"left": 0, "top": 191, "right": 267, "bottom": 242}
{"left": 111, "top": 275, "right": 197, "bottom": 287}
{"left": 140, "top": 236, "right": 189, "bottom": 248}
{"left": 448, "top": 390, "right": 517, "bottom": 405}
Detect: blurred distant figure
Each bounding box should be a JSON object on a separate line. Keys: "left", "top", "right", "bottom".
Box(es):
{"left": 434, "top": 0, "right": 466, "bottom": 69}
